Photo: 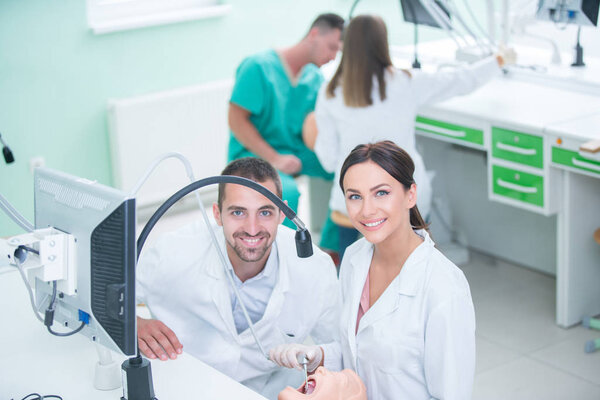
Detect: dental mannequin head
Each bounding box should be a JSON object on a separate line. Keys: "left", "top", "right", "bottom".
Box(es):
{"left": 278, "top": 367, "right": 367, "bottom": 400}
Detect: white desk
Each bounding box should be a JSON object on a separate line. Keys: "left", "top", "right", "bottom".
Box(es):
{"left": 391, "top": 41, "right": 600, "bottom": 327}
{"left": 0, "top": 269, "right": 267, "bottom": 400}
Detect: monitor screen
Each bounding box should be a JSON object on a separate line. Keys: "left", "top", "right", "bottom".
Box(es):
{"left": 34, "top": 168, "right": 137, "bottom": 356}
{"left": 400, "top": 0, "right": 451, "bottom": 28}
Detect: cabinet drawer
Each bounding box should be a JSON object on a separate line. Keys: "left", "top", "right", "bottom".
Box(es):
{"left": 492, "top": 165, "right": 544, "bottom": 207}
{"left": 552, "top": 147, "right": 600, "bottom": 176}
{"left": 415, "top": 116, "right": 483, "bottom": 145}
{"left": 492, "top": 127, "right": 543, "bottom": 168}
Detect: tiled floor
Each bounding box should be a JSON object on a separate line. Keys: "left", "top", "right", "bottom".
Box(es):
{"left": 461, "top": 252, "right": 600, "bottom": 400}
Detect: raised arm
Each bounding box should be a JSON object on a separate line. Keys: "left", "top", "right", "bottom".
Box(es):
{"left": 411, "top": 55, "right": 504, "bottom": 107}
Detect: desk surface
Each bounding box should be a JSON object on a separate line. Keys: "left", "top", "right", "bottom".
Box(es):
{"left": 0, "top": 269, "right": 267, "bottom": 400}
{"left": 390, "top": 40, "right": 600, "bottom": 142}
{"left": 545, "top": 112, "right": 600, "bottom": 139}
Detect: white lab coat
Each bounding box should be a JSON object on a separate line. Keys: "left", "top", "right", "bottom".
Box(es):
{"left": 338, "top": 231, "right": 476, "bottom": 400}
{"left": 314, "top": 57, "right": 501, "bottom": 218}
{"left": 136, "top": 222, "right": 342, "bottom": 399}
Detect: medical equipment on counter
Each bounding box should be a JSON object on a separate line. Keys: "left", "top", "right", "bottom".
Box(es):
{"left": 401, "top": 0, "right": 451, "bottom": 68}
{"left": 536, "top": 0, "right": 600, "bottom": 66}
{"left": 536, "top": 0, "right": 599, "bottom": 27}
{"left": 1, "top": 168, "right": 142, "bottom": 398}
{"left": 0, "top": 132, "right": 15, "bottom": 164}
{"left": 2, "top": 168, "right": 137, "bottom": 354}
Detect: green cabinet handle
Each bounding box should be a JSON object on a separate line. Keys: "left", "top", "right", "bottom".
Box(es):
{"left": 415, "top": 122, "right": 467, "bottom": 138}
{"left": 496, "top": 142, "right": 537, "bottom": 156}
{"left": 572, "top": 158, "right": 600, "bottom": 172}
{"left": 496, "top": 178, "right": 538, "bottom": 194}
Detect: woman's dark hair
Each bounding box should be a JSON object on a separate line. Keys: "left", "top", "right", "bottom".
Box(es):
{"left": 339, "top": 141, "right": 428, "bottom": 231}
{"left": 326, "top": 15, "right": 393, "bottom": 107}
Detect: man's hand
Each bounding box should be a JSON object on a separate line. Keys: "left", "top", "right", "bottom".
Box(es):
{"left": 137, "top": 317, "right": 183, "bottom": 361}
{"left": 272, "top": 154, "right": 302, "bottom": 176}
{"left": 269, "top": 343, "right": 323, "bottom": 372}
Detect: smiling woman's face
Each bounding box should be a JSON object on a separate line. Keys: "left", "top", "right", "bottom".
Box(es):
{"left": 342, "top": 160, "right": 416, "bottom": 245}
{"left": 277, "top": 367, "right": 367, "bottom": 400}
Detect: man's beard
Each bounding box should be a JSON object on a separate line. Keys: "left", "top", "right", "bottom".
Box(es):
{"left": 229, "top": 231, "right": 272, "bottom": 262}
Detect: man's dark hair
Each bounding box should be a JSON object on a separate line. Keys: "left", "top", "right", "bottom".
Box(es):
{"left": 309, "top": 13, "right": 345, "bottom": 33}
{"left": 217, "top": 157, "right": 282, "bottom": 210}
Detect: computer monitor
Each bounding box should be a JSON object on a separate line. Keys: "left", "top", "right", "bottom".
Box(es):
{"left": 400, "top": 0, "right": 451, "bottom": 28}
{"left": 33, "top": 167, "right": 137, "bottom": 356}
{"left": 536, "top": 0, "right": 599, "bottom": 26}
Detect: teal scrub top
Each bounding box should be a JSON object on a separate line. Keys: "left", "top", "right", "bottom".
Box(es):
{"left": 228, "top": 49, "right": 323, "bottom": 169}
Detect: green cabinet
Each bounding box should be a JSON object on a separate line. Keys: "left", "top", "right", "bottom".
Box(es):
{"left": 492, "top": 164, "right": 544, "bottom": 207}
{"left": 492, "top": 127, "right": 543, "bottom": 168}
{"left": 416, "top": 116, "right": 484, "bottom": 145}
{"left": 552, "top": 147, "right": 600, "bottom": 176}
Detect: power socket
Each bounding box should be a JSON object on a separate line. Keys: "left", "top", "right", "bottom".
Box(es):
{"left": 29, "top": 156, "right": 45, "bottom": 173}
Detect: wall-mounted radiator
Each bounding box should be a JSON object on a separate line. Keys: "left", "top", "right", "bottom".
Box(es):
{"left": 108, "top": 80, "right": 233, "bottom": 212}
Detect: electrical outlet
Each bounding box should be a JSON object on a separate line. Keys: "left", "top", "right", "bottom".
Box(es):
{"left": 29, "top": 156, "right": 45, "bottom": 173}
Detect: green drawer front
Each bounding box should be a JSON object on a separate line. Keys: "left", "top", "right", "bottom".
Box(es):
{"left": 416, "top": 116, "right": 484, "bottom": 145}
{"left": 552, "top": 147, "right": 600, "bottom": 176}
{"left": 492, "top": 165, "right": 544, "bottom": 207}
{"left": 492, "top": 127, "right": 543, "bottom": 168}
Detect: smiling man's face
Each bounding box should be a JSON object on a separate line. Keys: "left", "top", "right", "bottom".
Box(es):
{"left": 213, "top": 179, "right": 284, "bottom": 266}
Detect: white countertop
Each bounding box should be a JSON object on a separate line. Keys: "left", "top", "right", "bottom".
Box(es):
{"left": 389, "top": 40, "right": 600, "bottom": 141}
{"left": 0, "top": 269, "right": 267, "bottom": 400}
{"left": 544, "top": 112, "right": 600, "bottom": 141}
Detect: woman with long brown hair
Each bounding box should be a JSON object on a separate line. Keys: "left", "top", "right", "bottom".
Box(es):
{"left": 305, "top": 14, "right": 507, "bottom": 259}
{"left": 270, "top": 141, "right": 476, "bottom": 399}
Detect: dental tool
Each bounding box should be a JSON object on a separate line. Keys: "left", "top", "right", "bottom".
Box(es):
{"left": 301, "top": 355, "right": 309, "bottom": 393}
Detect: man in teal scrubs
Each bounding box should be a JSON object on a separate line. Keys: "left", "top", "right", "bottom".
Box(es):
{"left": 228, "top": 13, "right": 344, "bottom": 253}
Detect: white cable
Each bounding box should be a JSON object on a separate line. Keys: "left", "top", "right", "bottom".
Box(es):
{"left": 134, "top": 152, "right": 270, "bottom": 360}
{"left": 15, "top": 257, "right": 44, "bottom": 323}
{"left": 424, "top": 0, "right": 466, "bottom": 47}
{"left": 129, "top": 152, "right": 197, "bottom": 197}
{"left": 196, "top": 192, "right": 270, "bottom": 359}
{"left": 0, "top": 193, "right": 34, "bottom": 232}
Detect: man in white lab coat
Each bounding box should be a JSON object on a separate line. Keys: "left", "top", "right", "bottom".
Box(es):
{"left": 136, "top": 157, "right": 341, "bottom": 399}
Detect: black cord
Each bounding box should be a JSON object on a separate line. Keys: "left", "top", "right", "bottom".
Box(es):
{"left": 20, "top": 394, "right": 63, "bottom": 400}
{"left": 40, "top": 268, "right": 87, "bottom": 337}
{"left": 47, "top": 320, "right": 86, "bottom": 336}
{"left": 21, "top": 245, "right": 39, "bottom": 255}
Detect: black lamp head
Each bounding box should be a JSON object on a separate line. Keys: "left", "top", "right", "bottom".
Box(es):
{"left": 0, "top": 133, "right": 14, "bottom": 164}
{"left": 3, "top": 146, "right": 14, "bottom": 164}
{"left": 295, "top": 229, "right": 313, "bottom": 258}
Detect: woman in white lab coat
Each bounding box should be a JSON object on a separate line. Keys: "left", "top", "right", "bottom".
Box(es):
{"left": 307, "top": 14, "right": 506, "bottom": 258}
{"left": 269, "top": 140, "right": 476, "bottom": 399}
{"left": 272, "top": 141, "right": 475, "bottom": 400}
{"left": 337, "top": 141, "right": 476, "bottom": 400}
